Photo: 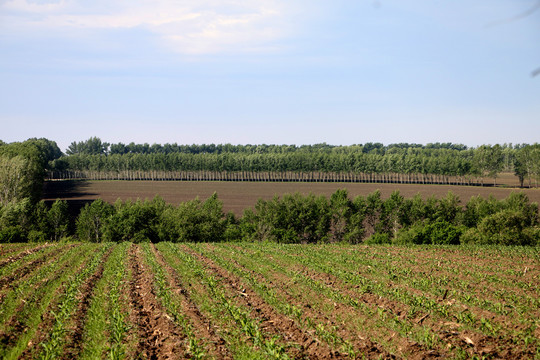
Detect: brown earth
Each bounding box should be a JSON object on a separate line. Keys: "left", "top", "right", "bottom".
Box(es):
{"left": 0, "top": 245, "right": 65, "bottom": 291}
{"left": 0, "top": 244, "right": 52, "bottom": 269}
{"left": 182, "top": 244, "right": 350, "bottom": 359}
{"left": 149, "top": 244, "right": 233, "bottom": 360}
{"left": 0, "top": 244, "right": 537, "bottom": 359}
{"left": 18, "top": 245, "right": 107, "bottom": 360}
{"left": 42, "top": 177, "right": 540, "bottom": 215}
{"left": 61, "top": 246, "right": 113, "bottom": 359}
{"left": 128, "top": 244, "right": 186, "bottom": 359}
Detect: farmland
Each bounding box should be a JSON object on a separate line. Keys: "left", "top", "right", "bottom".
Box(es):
{"left": 42, "top": 176, "right": 540, "bottom": 216}
{"left": 0, "top": 242, "right": 538, "bottom": 359}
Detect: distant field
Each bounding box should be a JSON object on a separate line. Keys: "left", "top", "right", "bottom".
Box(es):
{"left": 0, "top": 242, "right": 538, "bottom": 359}
{"left": 43, "top": 175, "right": 540, "bottom": 215}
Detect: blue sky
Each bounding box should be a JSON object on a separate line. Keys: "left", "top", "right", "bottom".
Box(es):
{"left": 1, "top": 0, "right": 539, "bottom": 152}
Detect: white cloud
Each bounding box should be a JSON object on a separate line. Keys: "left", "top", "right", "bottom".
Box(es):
{"left": 1, "top": 0, "right": 297, "bottom": 54}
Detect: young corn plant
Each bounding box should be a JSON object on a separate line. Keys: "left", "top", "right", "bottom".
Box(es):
{"left": 37, "top": 244, "right": 112, "bottom": 360}
{"left": 140, "top": 243, "right": 206, "bottom": 360}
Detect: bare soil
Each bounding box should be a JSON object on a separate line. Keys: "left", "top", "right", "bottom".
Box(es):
{"left": 183, "top": 244, "right": 348, "bottom": 359}
{"left": 150, "top": 244, "right": 233, "bottom": 360}
{"left": 128, "top": 244, "right": 185, "bottom": 359}
{"left": 42, "top": 178, "right": 540, "bottom": 216}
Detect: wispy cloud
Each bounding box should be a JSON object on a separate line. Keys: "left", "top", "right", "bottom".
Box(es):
{"left": 1, "top": 0, "right": 297, "bottom": 54}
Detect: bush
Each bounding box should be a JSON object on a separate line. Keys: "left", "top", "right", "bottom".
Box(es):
{"left": 522, "top": 227, "right": 540, "bottom": 246}
{"left": 0, "top": 226, "right": 24, "bottom": 243}
{"left": 424, "top": 220, "right": 463, "bottom": 245}
{"left": 477, "top": 210, "right": 533, "bottom": 245}
{"left": 246, "top": 193, "right": 331, "bottom": 244}
{"left": 158, "top": 193, "right": 227, "bottom": 242}
{"left": 364, "top": 232, "right": 391, "bottom": 244}
{"left": 106, "top": 196, "right": 167, "bottom": 242}
{"left": 28, "top": 230, "right": 47, "bottom": 243}
{"left": 393, "top": 224, "right": 427, "bottom": 245}
{"left": 461, "top": 209, "right": 535, "bottom": 245}
{"left": 393, "top": 220, "right": 462, "bottom": 245}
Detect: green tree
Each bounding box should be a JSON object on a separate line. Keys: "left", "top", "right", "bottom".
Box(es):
{"left": 0, "top": 155, "right": 32, "bottom": 205}
{"left": 76, "top": 199, "right": 114, "bottom": 242}
{"left": 47, "top": 200, "right": 69, "bottom": 241}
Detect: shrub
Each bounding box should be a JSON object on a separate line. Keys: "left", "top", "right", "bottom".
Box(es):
{"left": 158, "top": 193, "right": 226, "bottom": 242}
{"left": 364, "top": 232, "right": 391, "bottom": 244}
{"left": 0, "top": 226, "right": 24, "bottom": 243}
{"left": 393, "top": 220, "right": 462, "bottom": 245}
{"left": 522, "top": 227, "right": 540, "bottom": 246}
{"left": 106, "top": 196, "right": 167, "bottom": 243}
{"left": 476, "top": 209, "right": 532, "bottom": 245}
{"left": 424, "top": 220, "right": 462, "bottom": 245}
{"left": 76, "top": 199, "right": 114, "bottom": 242}
{"left": 393, "top": 224, "right": 427, "bottom": 245}
{"left": 28, "top": 229, "right": 47, "bottom": 243}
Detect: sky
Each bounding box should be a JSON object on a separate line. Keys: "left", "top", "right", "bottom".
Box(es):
{"left": 1, "top": 0, "right": 539, "bottom": 152}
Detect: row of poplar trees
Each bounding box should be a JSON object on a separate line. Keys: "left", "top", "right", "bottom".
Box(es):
{"left": 49, "top": 138, "right": 540, "bottom": 187}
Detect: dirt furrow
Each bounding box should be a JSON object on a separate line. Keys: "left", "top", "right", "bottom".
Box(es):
{"left": 0, "top": 244, "right": 53, "bottom": 269}
{"left": 128, "top": 244, "right": 185, "bottom": 360}
{"left": 0, "top": 244, "right": 31, "bottom": 259}
{"left": 59, "top": 245, "right": 115, "bottom": 359}
{"left": 17, "top": 246, "right": 111, "bottom": 359}
{"left": 183, "top": 244, "right": 361, "bottom": 360}
{"left": 283, "top": 259, "right": 538, "bottom": 359}
{"left": 201, "top": 245, "right": 408, "bottom": 359}
{"left": 0, "top": 245, "right": 92, "bottom": 356}
{"left": 0, "top": 245, "right": 72, "bottom": 291}
{"left": 150, "top": 244, "right": 232, "bottom": 360}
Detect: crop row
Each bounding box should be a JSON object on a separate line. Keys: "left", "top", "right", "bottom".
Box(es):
{"left": 0, "top": 243, "right": 538, "bottom": 359}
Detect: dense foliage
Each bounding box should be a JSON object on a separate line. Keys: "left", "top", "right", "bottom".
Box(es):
{"left": 51, "top": 138, "right": 540, "bottom": 187}
{"left": 0, "top": 138, "right": 61, "bottom": 204}
{"left": 1, "top": 137, "right": 540, "bottom": 245}
{"left": 1, "top": 190, "right": 538, "bottom": 246}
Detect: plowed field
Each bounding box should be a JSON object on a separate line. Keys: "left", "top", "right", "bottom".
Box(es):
{"left": 0, "top": 242, "right": 538, "bottom": 359}
{"left": 42, "top": 179, "right": 540, "bottom": 215}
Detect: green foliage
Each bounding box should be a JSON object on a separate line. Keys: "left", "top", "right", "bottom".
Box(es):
{"left": 158, "top": 193, "right": 227, "bottom": 242}
{"left": 0, "top": 139, "right": 60, "bottom": 204}
{"left": 329, "top": 189, "right": 352, "bottom": 242}
{"left": 27, "top": 230, "right": 47, "bottom": 243}
{"left": 394, "top": 220, "right": 463, "bottom": 245}
{"left": 243, "top": 192, "right": 331, "bottom": 243}
{"left": 0, "top": 198, "right": 33, "bottom": 242}
{"left": 106, "top": 196, "right": 167, "bottom": 242}
{"left": 460, "top": 195, "right": 502, "bottom": 228}
{"left": 66, "top": 136, "right": 109, "bottom": 155}
{"left": 473, "top": 144, "right": 504, "bottom": 184}
{"left": 364, "top": 232, "right": 391, "bottom": 244}
{"left": 377, "top": 190, "right": 405, "bottom": 237}
{"left": 0, "top": 156, "right": 32, "bottom": 205}
{"left": 76, "top": 199, "right": 113, "bottom": 242}
{"left": 343, "top": 195, "right": 366, "bottom": 244}
{"left": 476, "top": 210, "right": 534, "bottom": 245}
{"left": 424, "top": 220, "right": 463, "bottom": 245}
{"left": 47, "top": 200, "right": 69, "bottom": 241}
{"left": 0, "top": 226, "right": 24, "bottom": 243}
{"left": 435, "top": 192, "right": 461, "bottom": 223}
{"left": 514, "top": 144, "right": 540, "bottom": 188}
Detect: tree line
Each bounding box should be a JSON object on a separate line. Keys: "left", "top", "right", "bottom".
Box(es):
{"left": 50, "top": 138, "right": 540, "bottom": 187}
{"left": 1, "top": 137, "right": 539, "bottom": 245}
{"left": 1, "top": 190, "right": 538, "bottom": 246}
{"left": 65, "top": 137, "right": 470, "bottom": 156}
